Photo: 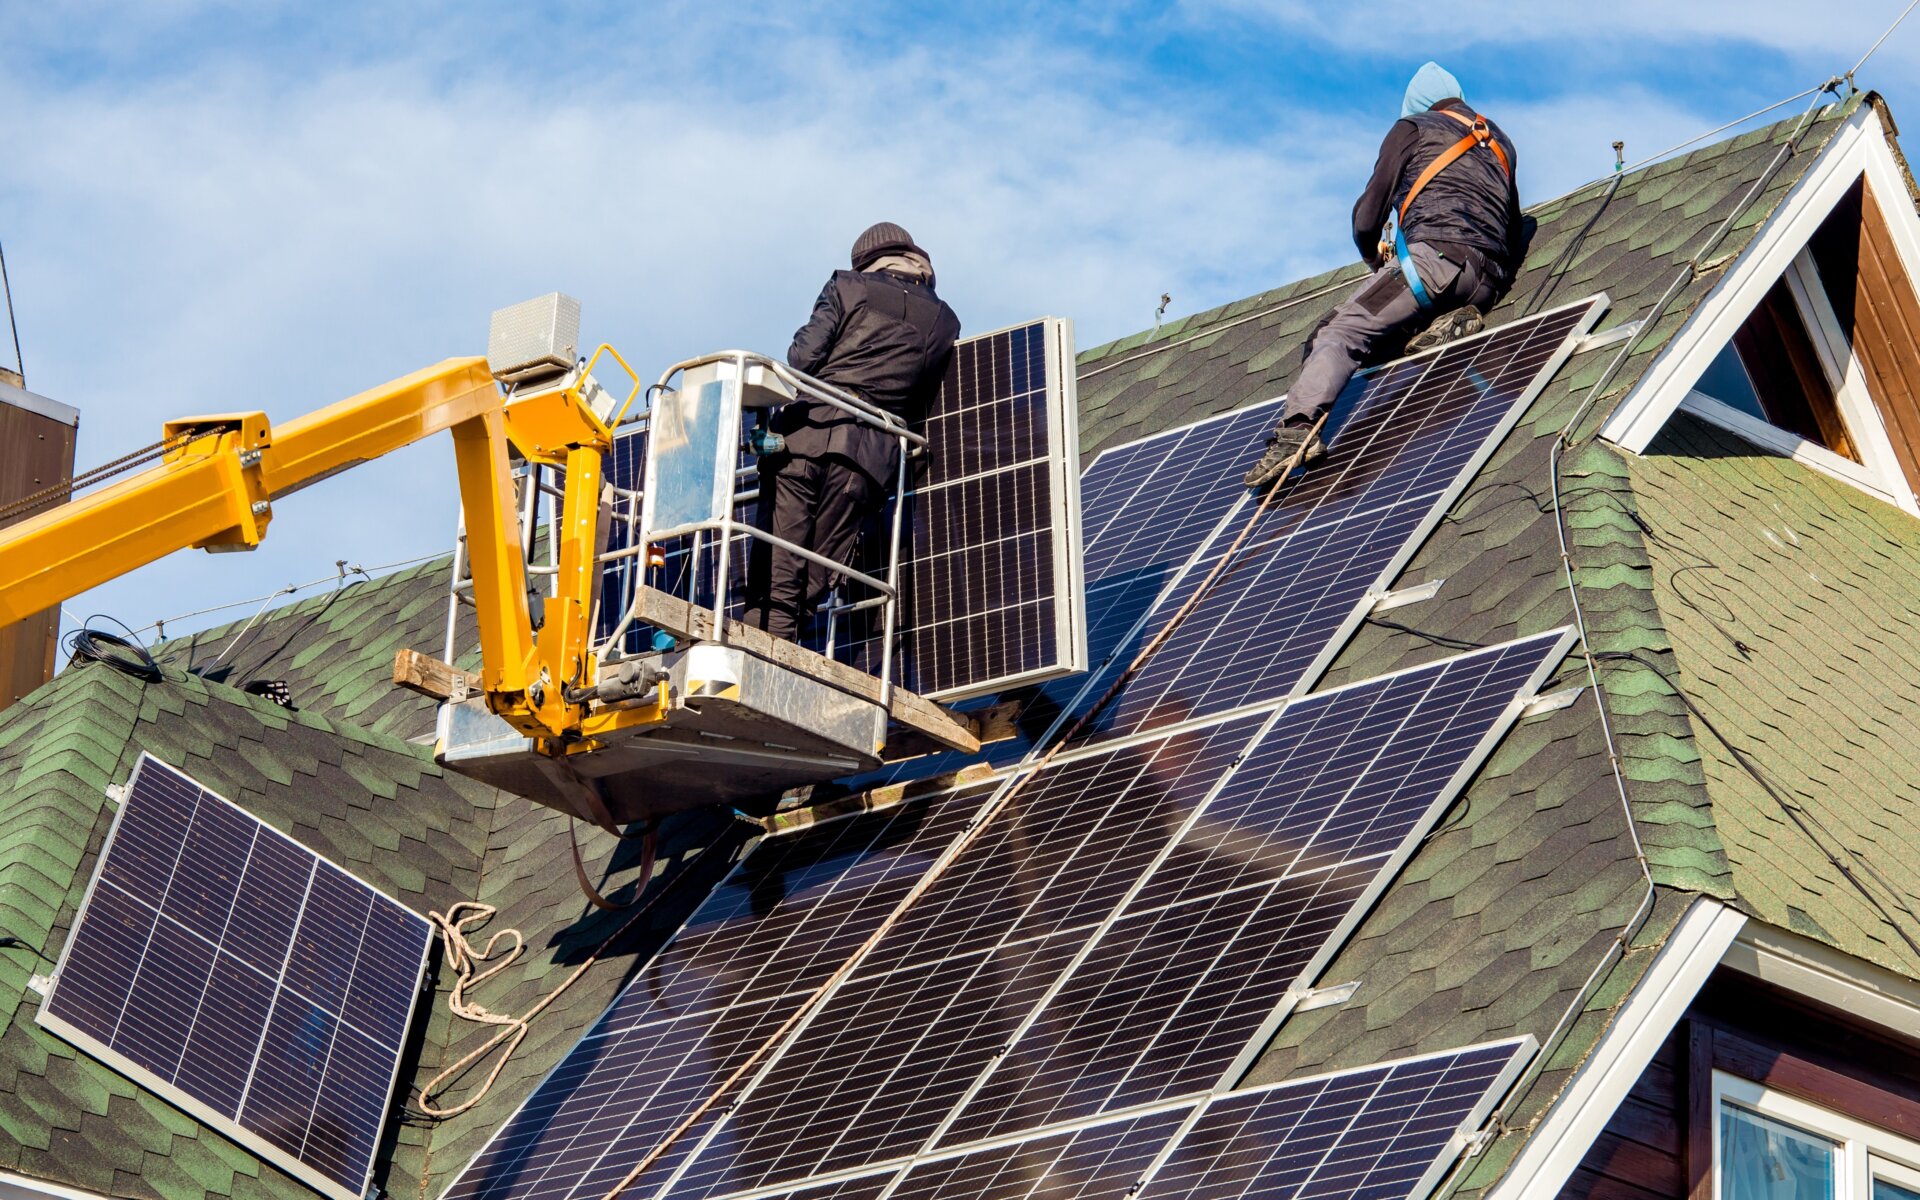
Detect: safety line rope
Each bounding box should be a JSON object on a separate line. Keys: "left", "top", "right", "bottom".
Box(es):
{"left": 596, "top": 413, "right": 1327, "bottom": 1200}
{"left": 417, "top": 833, "right": 734, "bottom": 1120}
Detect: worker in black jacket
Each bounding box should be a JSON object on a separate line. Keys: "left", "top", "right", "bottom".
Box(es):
{"left": 1245, "top": 62, "right": 1521, "bottom": 490}
{"left": 743, "top": 222, "right": 962, "bottom": 641}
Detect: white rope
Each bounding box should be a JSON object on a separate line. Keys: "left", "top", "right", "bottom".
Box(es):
{"left": 417, "top": 902, "right": 531, "bottom": 1119}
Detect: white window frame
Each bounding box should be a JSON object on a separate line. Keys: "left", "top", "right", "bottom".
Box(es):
{"left": 1677, "top": 243, "right": 1918, "bottom": 512}
{"left": 1714, "top": 1070, "right": 1920, "bottom": 1199}
{"left": 1602, "top": 100, "right": 1920, "bottom": 517}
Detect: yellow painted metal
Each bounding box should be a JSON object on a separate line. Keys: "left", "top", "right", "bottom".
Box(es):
{"left": 520, "top": 442, "right": 608, "bottom": 735}
{"left": 0, "top": 430, "right": 268, "bottom": 624}
{"left": 259, "top": 359, "right": 499, "bottom": 496}
{"left": 0, "top": 348, "right": 675, "bottom": 756}
{"left": 449, "top": 409, "right": 538, "bottom": 705}
{"left": 579, "top": 343, "right": 646, "bottom": 426}
{"left": 500, "top": 380, "right": 615, "bottom": 463}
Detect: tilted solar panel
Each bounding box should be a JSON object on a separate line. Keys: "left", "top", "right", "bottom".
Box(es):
{"left": 1139, "top": 1040, "right": 1532, "bottom": 1200}
{"left": 661, "top": 718, "right": 1265, "bottom": 1197}
{"left": 941, "top": 633, "right": 1569, "bottom": 1144}
{"left": 888, "top": 1106, "right": 1192, "bottom": 1200}
{"left": 849, "top": 397, "right": 1288, "bottom": 791}
{"left": 38, "top": 755, "right": 432, "bottom": 1200}
{"left": 1067, "top": 297, "right": 1603, "bottom": 745}
{"left": 837, "top": 319, "right": 1087, "bottom": 700}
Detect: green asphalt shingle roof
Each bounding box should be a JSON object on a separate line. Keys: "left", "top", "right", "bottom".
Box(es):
{"left": 0, "top": 88, "right": 1916, "bottom": 1200}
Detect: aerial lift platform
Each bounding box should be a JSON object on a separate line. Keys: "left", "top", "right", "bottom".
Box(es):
{"left": 0, "top": 295, "right": 1028, "bottom": 836}
{"left": 425, "top": 298, "right": 985, "bottom": 827}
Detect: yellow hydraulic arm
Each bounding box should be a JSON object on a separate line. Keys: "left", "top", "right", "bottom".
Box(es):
{"left": 0, "top": 353, "right": 662, "bottom": 751}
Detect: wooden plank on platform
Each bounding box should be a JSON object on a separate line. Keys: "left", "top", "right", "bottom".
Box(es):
{"left": 636, "top": 587, "right": 980, "bottom": 755}
{"left": 393, "top": 647, "right": 481, "bottom": 702}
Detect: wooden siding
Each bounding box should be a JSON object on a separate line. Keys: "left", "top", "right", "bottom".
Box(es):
{"left": 1811, "top": 177, "right": 1920, "bottom": 496}
{"left": 1559, "top": 970, "right": 1920, "bottom": 1199}
{"left": 0, "top": 402, "right": 75, "bottom": 708}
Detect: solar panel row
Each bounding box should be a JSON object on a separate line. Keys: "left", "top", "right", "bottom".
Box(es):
{"left": 441, "top": 785, "right": 997, "bottom": 1200}
{"left": 39, "top": 756, "right": 432, "bottom": 1200}
{"left": 444, "top": 630, "right": 1567, "bottom": 1200}
{"left": 860, "top": 295, "right": 1599, "bottom": 791}
{"left": 657, "top": 1039, "right": 1528, "bottom": 1200}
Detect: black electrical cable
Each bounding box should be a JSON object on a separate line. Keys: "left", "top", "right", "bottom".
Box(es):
{"left": 0, "top": 935, "right": 52, "bottom": 963}
{"left": 1361, "top": 615, "right": 1489, "bottom": 652}
{"left": 63, "top": 616, "right": 163, "bottom": 682}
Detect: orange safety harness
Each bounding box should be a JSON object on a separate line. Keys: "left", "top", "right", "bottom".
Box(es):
{"left": 1390, "top": 108, "right": 1512, "bottom": 309}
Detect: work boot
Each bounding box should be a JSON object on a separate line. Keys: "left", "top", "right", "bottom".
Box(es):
{"left": 1243, "top": 424, "right": 1326, "bottom": 491}
{"left": 1406, "top": 305, "right": 1485, "bottom": 353}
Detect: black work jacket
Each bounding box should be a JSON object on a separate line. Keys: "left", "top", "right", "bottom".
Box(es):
{"left": 782, "top": 269, "right": 962, "bottom": 485}
{"left": 1351, "top": 98, "right": 1522, "bottom": 281}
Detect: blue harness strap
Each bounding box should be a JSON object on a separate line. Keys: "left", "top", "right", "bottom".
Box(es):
{"left": 1391, "top": 220, "right": 1434, "bottom": 311}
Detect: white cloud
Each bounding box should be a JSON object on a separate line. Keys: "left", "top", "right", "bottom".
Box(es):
{"left": 0, "top": 21, "right": 1374, "bottom": 638}
{"left": 4, "top": 2, "right": 1897, "bottom": 647}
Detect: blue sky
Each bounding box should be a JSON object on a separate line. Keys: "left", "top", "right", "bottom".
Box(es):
{"left": 3, "top": 1, "right": 1916, "bottom": 645}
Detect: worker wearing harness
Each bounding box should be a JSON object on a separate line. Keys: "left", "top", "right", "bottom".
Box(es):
{"left": 1245, "top": 62, "right": 1522, "bottom": 490}
{"left": 742, "top": 222, "right": 961, "bottom": 642}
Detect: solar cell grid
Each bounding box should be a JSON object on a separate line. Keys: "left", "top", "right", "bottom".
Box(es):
{"left": 1139, "top": 1040, "right": 1529, "bottom": 1200}
{"left": 1074, "top": 299, "right": 1599, "bottom": 744}
{"left": 941, "top": 633, "right": 1565, "bottom": 1143}
{"left": 858, "top": 715, "right": 1262, "bottom": 976}
{"left": 38, "top": 756, "right": 432, "bottom": 1200}
{"left": 849, "top": 400, "right": 1284, "bottom": 792}
{"left": 834, "top": 319, "right": 1084, "bottom": 701}
{"left": 442, "top": 785, "right": 994, "bottom": 1200}
{"left": 888, "top": 1106, "right": 1192, "bottom": 1200}
{"left": 665, "top": 931, "right": 1084, "bottom": 1199}
{"left": 940, "top": 866, "right": 1371, "bottom": 1146}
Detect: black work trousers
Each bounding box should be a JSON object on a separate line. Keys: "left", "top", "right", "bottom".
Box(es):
{"left": 1280, "top": 242, "right": 1501, "bottom": 425}
{"left": 742, "top": 452, "right": 882, "bottom": 642}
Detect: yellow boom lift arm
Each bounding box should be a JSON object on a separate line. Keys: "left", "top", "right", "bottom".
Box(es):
{"left": 0, "top": 351, "right": 663, "bottom": 755}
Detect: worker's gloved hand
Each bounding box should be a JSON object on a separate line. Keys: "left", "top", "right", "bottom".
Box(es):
{"left": 747, "top": 427, "right": 786, "bottom": 456}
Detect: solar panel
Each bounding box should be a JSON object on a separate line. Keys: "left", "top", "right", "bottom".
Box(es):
{"left": 440, "top": 784, "right": 996, "bottom": 1200}
{"left": 660, "top": 718, "right": 1264, "bottom": 1198}
{"left": 1068, "top": 297, "right": 1604, "bottom": 745}
{"left": 837, "top": 319, "right": 1087, "bottom": 700}
{"left": 1139, "top": 1040, "right": 1532, "bottom": 1200}
{"left": 887, "top": 1105, "right": 1193, "bottom": 1200}
{"left": 937, "top": 631, "right": 1569, "bottom": 1144}
{"left": 38, "top": 755, "right": 432, "bottom": 1200}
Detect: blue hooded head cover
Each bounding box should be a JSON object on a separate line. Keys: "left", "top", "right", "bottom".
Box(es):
{"left": 1401, "top": 61, "right": 1464, "bottom": 119}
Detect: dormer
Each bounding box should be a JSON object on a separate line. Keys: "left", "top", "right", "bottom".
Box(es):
{"left": 1603, "top": 98, "right": 1920, "bottom": 516}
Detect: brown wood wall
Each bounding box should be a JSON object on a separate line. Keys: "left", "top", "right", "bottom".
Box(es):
{"left": 0, "top": 402, "right": 76, "bottom": 708}
{"left": 1559, "top": 971, "right": 1920, "bottom": 1199}
{"left": 1814, "top": 177, "right": 1920, "bottom": 498}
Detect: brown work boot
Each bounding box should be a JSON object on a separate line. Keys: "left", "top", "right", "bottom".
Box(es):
{"left": 1243, "top": 424, "right": 1326, "bottom": 491}
{"left": 1407, "top": 305, "right": 1485, "bottom": 353}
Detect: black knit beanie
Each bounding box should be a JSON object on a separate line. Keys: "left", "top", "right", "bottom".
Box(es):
{"left": 851, "top": 222, "right": 929, "bottom": 271}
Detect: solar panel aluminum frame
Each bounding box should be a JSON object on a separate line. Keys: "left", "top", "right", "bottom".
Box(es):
{"left": 36, "top": 753, "right": 434, "bottom": 1200}
{"left": 1200, "top": 630, "right": 1576, "bottom": 1096}
{"left": 1033, "top": 293, "right": 1609, "bottom": 758}
{"left": 917, "top": 317, "right": 1088, "bottom": 703}
{"left": 1131, "top": 1037, "right": 1537, "bottom": 1200}
{"left": 905, "top": 629, "right": 1574, "bottom": 1161}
